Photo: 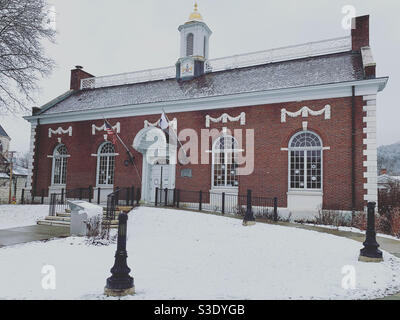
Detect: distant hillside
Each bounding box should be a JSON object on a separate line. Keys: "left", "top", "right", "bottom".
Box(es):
{"left": 378, "top": 141, "right": 400, "bottom": 175}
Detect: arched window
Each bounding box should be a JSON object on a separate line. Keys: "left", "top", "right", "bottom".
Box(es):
{"left": 212, "top": 135, "right": 239, "bottom": 188}
{"left": 52, "top": 144, "right": 68, "bottom": 185}
{"left": 96, "top": 142, "right": 116, "bottom": 186}
{"left": 288, "top": 131, "right": 322, "bottom": 190}
{"left": 186, "top": 33, "right": 194, "bottom": 56}
{"left": 203, "top": 36, "right": 206, "bottom": 57}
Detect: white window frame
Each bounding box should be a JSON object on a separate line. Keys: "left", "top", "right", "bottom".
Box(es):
{"left": 211, "top": 135, "right": 240, "bottom": 190}
{"left": 288, "top": 131, "right": 323, "bottom": 192}
{"left": 51, "top": 144, "right": 68, "bottom": 186}
{"left": 96, "top": 142, "right": 117, "bottom": 187}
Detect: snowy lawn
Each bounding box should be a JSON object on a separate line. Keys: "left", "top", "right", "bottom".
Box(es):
{"left": 0, "top": 205, "right": 48, "bottom": 230}
{"left": 0, "top": 206, "right": 400, "bottom": 300}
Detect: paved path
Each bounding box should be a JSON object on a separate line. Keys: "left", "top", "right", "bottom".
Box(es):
{"left": 271, "top": 221, "right": 400, "bottom": 258}
{"left": 0, "top": 225, "right": 69, "bottom": 247}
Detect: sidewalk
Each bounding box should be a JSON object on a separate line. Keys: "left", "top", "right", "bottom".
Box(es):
{"left": 0, "top": 225, "right": 69, "bottom": 247}
{"left": 273, "top": 222, "right": 400, "bottom": 258}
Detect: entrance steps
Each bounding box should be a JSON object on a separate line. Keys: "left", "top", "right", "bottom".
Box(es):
{"left": 35, "top": 206, "right": 133, "bottom": 229}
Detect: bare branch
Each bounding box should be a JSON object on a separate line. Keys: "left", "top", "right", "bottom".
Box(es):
{"left": 0, "top": 0, "right": 55, "bottom": 114}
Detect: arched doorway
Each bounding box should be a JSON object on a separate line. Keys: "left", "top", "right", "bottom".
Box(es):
{"left": 133, "top": 126, "right": 177, "bottom": 203}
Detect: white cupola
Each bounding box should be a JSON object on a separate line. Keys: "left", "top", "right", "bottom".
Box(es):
{"left": 176, "top": 2, "right": 212, "bottom": 81}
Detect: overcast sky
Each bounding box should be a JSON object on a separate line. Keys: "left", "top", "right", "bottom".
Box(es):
{"left": 1, "top": 0, "right": 399, "bottom": 153}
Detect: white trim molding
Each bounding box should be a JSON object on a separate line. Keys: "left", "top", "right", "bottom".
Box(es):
{"left": 363, "top": 94, "right": 378, "bottom": 203}
{"left": 48, "top": 126, "right": 72, "bottom": 138}
{"left": 144, "top": 118, "right": 177, "bottom": 130}
{"left": 92, "top": 122, "right": 120, "bottom": 135}
{"left": 26, "top": 121, "right": 38, "bottom": 191}
{"left": 281, "top": 105, "right": 331, "bottom": 123}
{"left": 205, "top": 112, "right": 246, "bottom": 128}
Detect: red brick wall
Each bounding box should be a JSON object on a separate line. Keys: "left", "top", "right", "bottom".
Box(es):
{"left": 33, "top": 96, "right": 366, "bottom": 210}
{"left": 352, "top": 15, "right": 369, "bottom": 51}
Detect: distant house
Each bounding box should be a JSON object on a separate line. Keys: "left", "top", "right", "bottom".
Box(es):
{"left": 0, "top": 125, "right": 28, "bottom": 203}
{"left": 0, "top": 124, "right": 10, "bottom": 176}
{"left": 378, "top": 169, "right": 400, "bottom": 190}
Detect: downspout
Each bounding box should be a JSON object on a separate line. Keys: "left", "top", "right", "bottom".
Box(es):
{"left": 33, "top": 119, "right": 40, "bottom": 197}
{"left": 351, "top": 86, "right": 356, "bottom": 220}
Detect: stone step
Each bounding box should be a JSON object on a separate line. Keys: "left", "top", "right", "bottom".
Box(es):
{"left": 56, "top": 212, "right": 71, "bottom": 217}
{"left": 103, "top": 220, "right": 119, "bottom": 225}
{"left": 45, "top": 216, "right": 71, "bottom": 222}
{"left": 117, "top": 206, "right": 134, "bottom": 212}
{"left": 37, "top": 219, "right": 118, "bottom": 228}
{"left": 37, "top": 220, "right": 70, "bottom": 227}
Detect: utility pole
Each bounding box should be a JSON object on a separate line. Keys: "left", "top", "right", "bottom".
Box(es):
{"left": 8, "top": 151, "right": 16, "bottom": 204}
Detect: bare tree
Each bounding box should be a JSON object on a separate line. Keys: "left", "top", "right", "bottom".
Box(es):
{"left": 15, "top": 151, "right": 29, "bottom": 168}
{"left": 0, "top": 0, "right": 55, "bottom": 114}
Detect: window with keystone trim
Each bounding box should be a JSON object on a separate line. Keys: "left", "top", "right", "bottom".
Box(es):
{"left": 96, "top": 142, "right": 116, "bottom": 186}
{"left": 52, "top": 144, "right": 68, "bottom": 185}
{"left": 212, "top": 135, "right": 239, "bottom": 188}
{"left": 289, "top": 131, "right": 322, "bottom": 190}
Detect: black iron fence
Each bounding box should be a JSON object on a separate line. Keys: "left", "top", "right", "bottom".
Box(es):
{"left": 20, "top": 188, "right": 50, "bottom": 205}
{"left": 47, "top": 185, "right": 141, "bottom": 218}
{"left": 48, "top": 187, "right": 94, "bottom": 216}
{"left": 105, "top": 187, "right": 141, "bottom": 220}
{"left": 154, "top": 187, "right": 278, "bottom": 220}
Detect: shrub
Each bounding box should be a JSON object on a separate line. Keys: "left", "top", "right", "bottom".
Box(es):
{"left": 377, "top": 182, "right": 400, "bottom": 238}
{"left": 85, "top": 216, "right": 116, "bottom": 246}
{"left": 314, "top": 210, "right": 352, "bottom": 227}
{"left": 352, "top": 211, "right": 367, "bottom": 231}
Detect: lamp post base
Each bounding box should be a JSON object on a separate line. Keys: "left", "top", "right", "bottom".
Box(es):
{"left": 359, "top": 249, "right": 383, "bottom": 263}
{"left": 104, "top": 286, "right": 135, "bottom": 297}
{"left": 358, "top": 255, "right": 383, "bottom": 263}
{"left": 242, "top": 220, "right": 256, "bottom": 226}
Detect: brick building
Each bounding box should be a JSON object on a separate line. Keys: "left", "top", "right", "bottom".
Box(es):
{"left": 24, "top": 5, "right": 387, "bottom": 217}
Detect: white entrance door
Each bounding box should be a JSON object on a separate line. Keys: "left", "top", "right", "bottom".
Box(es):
{"left": 148, "top": 164, "right": 169, "bottom": 203}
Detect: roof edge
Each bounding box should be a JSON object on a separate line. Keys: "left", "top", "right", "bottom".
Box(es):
{"left": 24, "top": 77, "right": 388, "bottom": 124}
{"left": 35, "top": 90, "right": 75, "bottom": 116}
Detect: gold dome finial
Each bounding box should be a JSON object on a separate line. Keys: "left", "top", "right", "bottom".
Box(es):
{"left": 188, "top": 1, "right": 203, "bottom": 22}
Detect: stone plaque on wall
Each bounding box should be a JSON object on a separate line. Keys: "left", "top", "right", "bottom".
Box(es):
{"left": 181, "top": 168, "right": 192, "bottom": 178}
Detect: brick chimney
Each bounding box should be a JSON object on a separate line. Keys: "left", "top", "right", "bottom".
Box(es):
{"left": 351, "top": 15, "right": 370, "bottom": 52}
{"left": 352, "top": 15, "right": 376, "bottom": 79}
{"left": 70, "top": 66, "right": 94, "bottom": 90}
{"left": 380, "top": 168, "right": 387, "bottom": 175}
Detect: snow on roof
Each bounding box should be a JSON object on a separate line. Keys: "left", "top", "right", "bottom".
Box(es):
{"left": 40, "top": 51, "right": 364, "bottom": 116}
{"left": 378, "top": 174, "right": 400, "bottom": 184}
{"left": 12, "top": 165, "right": 28, "bottom": 176}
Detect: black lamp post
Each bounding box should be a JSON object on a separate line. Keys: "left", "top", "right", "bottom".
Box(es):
{"left": 243, "top": 189, "right": 256, "bottom": 226}
{"left": 104, "top": 212, "right": 135, "bottom": 296}
{"left": 359, "top": 202, "right": 383, "bottom": 262}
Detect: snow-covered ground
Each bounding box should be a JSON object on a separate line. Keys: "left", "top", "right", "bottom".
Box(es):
{"left": 0, "top": 205, "right": 48, "bottom": 230}
{"left": 0, "top": 206, "right": 400, "bottom": 300}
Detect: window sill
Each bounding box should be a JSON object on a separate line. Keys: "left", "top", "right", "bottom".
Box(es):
{"left": 210, "top": 187, "right": 239, "bottom": 195}
{"left": 287, "top": 190, "right": 323, "bottom": 196}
